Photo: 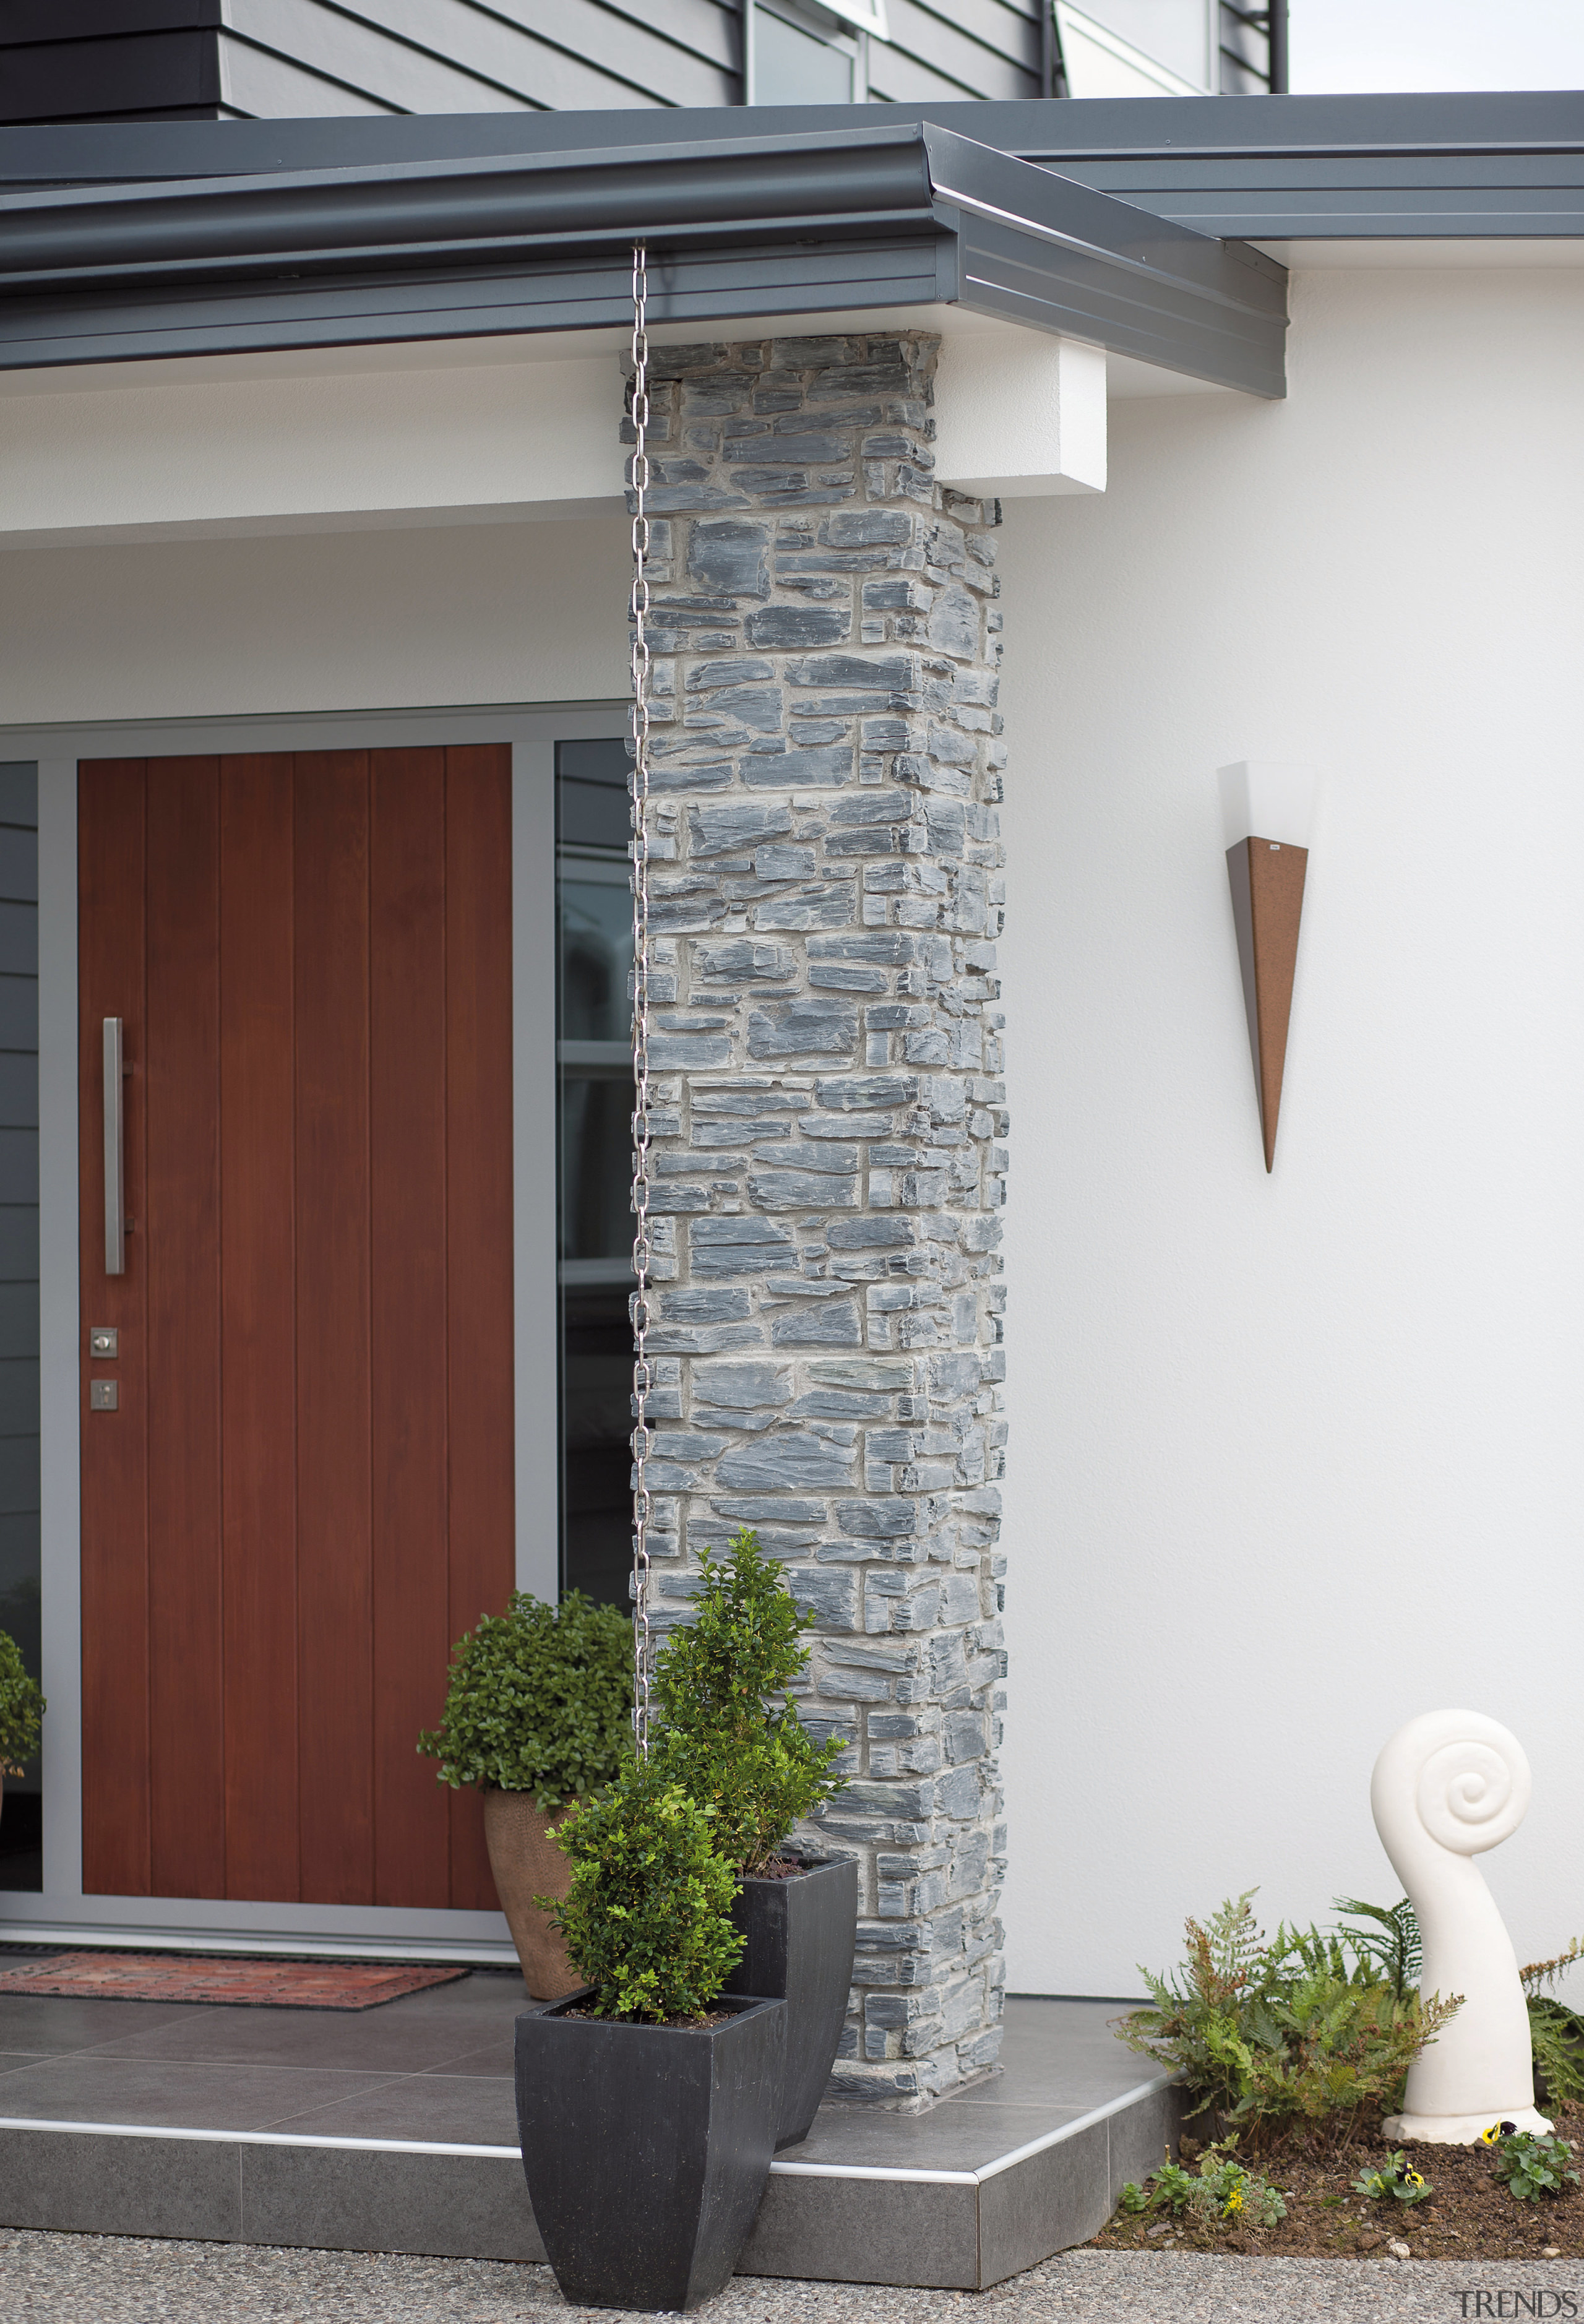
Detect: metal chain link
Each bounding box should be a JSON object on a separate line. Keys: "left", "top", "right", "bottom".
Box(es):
{"left": 628, "top": 243, "right": 654, "bottom": 1758}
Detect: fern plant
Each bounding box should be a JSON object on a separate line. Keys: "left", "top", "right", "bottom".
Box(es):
{"left": 1335, "top": 1896, "right": 1421, "bottom": 2002}
{"left": 1521, "top": 1936, "right": 1584, "bottom": 2112}
{"left": 1345, "top": 1898, "right": 1584, "bottom": 2115}
{"left": 1115, "top": 1893, "right": 1461, "bottom": 2141}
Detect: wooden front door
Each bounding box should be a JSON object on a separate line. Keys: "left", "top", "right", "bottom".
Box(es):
{"left": 77, "top": 747, "right": 514, "bottom": 1909}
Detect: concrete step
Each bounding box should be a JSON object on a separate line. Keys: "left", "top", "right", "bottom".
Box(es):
{"left": 0, "top": 1986, "right": 1177, "bottom": 2291}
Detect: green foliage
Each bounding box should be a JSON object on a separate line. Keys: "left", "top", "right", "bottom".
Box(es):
{"left": 1488, "top": 2128, "right": 1580, "bottom": 2204}
{"left": 1114, "top": 1893, "right": 1462, "bottom": 2140}
{"left": 1335, "top": 1896, "right": 1421, "bottom": 2003}
{"left": 1118, "top": 2141, "right": 1286, "bottom": 2229}
{"left": 652, "top": 1529, "right": 845, "bottom": 1876}
{"left": 418, "top": 1591, "right": 633, "bottom": 1811}
{"left": 1351, "top": 2150, "right": 1432, "bottom": 2206}
{"left": 1522, "top": 1937, "right": 1584, "bottom": 1997}
{"left": 0, "top": 1632, "right": 43, "bottom": 1775}
{"left": 1520, "top": 1937, "right": 1584, "bottom": 2113}
{"left": 1350, "top": 1899, "right": 1584, "bottom": 2116}
{"left": 1528, "top": 1997, "right": 1584, "bottom": 2114}
{"left": 542, "top": 1752, "right": 744, "bottom": 2023}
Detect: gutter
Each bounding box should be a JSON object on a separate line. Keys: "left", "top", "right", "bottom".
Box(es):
{"left": 0, "top": 121, "right": 1288, "bottom": 396}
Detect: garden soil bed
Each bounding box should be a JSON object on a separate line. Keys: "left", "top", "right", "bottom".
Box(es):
{"left": 1092, "top": 2112, "right": 1584, "bottom": 2260}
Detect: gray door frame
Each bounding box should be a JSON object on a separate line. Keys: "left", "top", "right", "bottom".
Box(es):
{"left": 0, "top": 699, "right": 627, "bottom": 1960}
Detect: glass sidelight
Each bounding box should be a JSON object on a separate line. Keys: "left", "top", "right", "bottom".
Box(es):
{"left": 0, "top": 765, "right": 40, "bottom": 1892}
{"left": 555, "top": 740, "right": 636, "bottom": 1609}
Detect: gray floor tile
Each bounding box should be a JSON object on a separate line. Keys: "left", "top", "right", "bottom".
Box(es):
{"left": 0, "top": 1995, "right": 210, "bottom": 2055}
{"left": 82, "top": 2005, "right": 510, "bottom": 2076}
{"left": 254, "top": 2071, "right": 519, "bottom": 2146}
{"left": 0, "top": 2054, "right": 401, "bottom": 2131}
{"left": 415, "top": 2038, "right": 513, "bottom": 2080}
{"left": 788, "top": 2097, "right": 1080, "bottom": 2174}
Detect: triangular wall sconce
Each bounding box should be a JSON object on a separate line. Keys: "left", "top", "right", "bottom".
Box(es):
{"left": 1218, "top": 762, "right": 1319, "bottom": 1173}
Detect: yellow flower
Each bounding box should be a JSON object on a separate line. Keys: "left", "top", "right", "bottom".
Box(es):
{"left": 1405, "top": 2169, "right": 1425, "bottom": 2188}
{"left": 1223, "top": 2186, "right": 1244, "bottom": 2217}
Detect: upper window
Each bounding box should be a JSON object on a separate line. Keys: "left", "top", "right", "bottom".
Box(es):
{"left": 1080, "top": 0, "right": 1212, "bottom": 85}
{"left": 750, "top": 0, "right": 884, "bottom": 105}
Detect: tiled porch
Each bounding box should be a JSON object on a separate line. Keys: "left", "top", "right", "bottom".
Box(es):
{"left": 0, "top": 1974, "right": 1177, "bottom": 2291}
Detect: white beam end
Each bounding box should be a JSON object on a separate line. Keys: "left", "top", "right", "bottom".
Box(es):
{"left": 933, "top": 333, "right": 1106, "bottom": 501}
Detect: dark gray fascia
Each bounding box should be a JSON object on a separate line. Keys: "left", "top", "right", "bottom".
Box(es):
{"left": 4, "top": 90, "right": 1582, "bottom": 239}
{"left": 0, "top": 121, "right": 1288, "bottom": 394}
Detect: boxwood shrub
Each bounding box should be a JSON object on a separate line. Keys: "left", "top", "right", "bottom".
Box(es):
{"left": 0, "top": 1632, "right": 42, "bottom": 1776}
{"left": 418, "top": 1590, "right": 632, "bottom": 1811}
{"left": 544, "top": 1752, "right": 744, "bottom": 2022}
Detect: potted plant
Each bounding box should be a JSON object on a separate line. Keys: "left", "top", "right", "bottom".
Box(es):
{"left": 651, "top": 1528, "right": 853, "bottom": 2148}
{"left": 518, "top": 1754, "right": 785, "bottom": 2312}
{"left": 0, "top": 1633, "right": 43, "bottom": 1822}
{"left": 418, "top": 1590, "right": 630, "bottom": 1997}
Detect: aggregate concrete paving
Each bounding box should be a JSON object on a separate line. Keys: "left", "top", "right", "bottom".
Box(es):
{"left": 0, "top": 2234, "right": 1580, "bottom": 2324}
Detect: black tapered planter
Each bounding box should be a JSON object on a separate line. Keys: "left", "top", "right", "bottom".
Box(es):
{"left": 723, "top": 1854, "right": 857, "bottom": 2148}
{"left": 515, "top": 1988, "right": 785, "bottom": 2312}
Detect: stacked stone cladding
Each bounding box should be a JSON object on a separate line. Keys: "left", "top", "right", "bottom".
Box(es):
{"left": 626, "top": 332, "right": 1009, "bottom": 2106}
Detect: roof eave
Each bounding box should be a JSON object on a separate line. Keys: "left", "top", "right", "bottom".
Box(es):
{"left": 0, "top": 120, "right": 1289, "bottom": 397}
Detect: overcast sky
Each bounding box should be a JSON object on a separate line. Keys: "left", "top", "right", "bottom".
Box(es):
{"left": 1290, "top": 0, "right": 1584, "bottom": 92}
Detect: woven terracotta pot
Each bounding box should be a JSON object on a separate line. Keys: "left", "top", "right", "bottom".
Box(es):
{"left": 483, "top": 1789, "right": 577, "bottom": 2000}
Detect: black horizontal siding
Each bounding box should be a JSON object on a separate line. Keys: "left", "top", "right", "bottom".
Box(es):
{"left": 228, "top": 0, "right": 741, "bottom": 115}
{"left": 0, "top": 0, "right": 217, "bottom": 33}
{"left": 1, "top": 0, "right": 1038, "bottom": 126}
{"left": 0, "top": 27, "right": 222, "bottom": 121}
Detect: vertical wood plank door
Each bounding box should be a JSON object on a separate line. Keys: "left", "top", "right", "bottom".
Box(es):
{"left": 78, "top": 747, "right": 514, "bottom": 1908}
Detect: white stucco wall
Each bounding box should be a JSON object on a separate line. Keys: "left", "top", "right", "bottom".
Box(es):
{"left": 7, "top": 262, "right": 1582, "bottom": 1995}
{"left": 997, "top": 262, "right": 1584, "bottom": 1997}
{"left": 0, "top": 515, "right": 631, "bottom": 723}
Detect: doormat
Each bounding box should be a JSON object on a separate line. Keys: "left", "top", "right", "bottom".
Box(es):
{"left": 0, "top": 1953, "right": 470, "bottom": 2009}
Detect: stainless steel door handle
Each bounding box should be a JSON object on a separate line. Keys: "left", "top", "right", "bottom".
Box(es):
{"left": 103, "top": 1017, "right": 124, "bottom": 1276}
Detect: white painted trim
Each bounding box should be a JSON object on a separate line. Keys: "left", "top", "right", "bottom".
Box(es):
{"left": 0, "top": 2118, "right": 521, "bottom": 2159}
{"left": 1053, "top": 1, "right": 1207, "bottom": 96}
{"left": 768, "top": 2158, "right": 978, "bottom": 2185}
{"left": 770, "top": 2071, "right": 1174, "bottom": 2185}
{"left": 809, "top": 0, "right": 888, "bottom": 37}
{"left": 934, "top": 334, "right": 1107, "bottom": 500}
{"left": 510, "top": 710, "right": 629, "bottom": 1604}
{"left": 0, "top": 1919, "right": 518, "bottom": 1964}
{"left": 0, "top": 698, "right": 628, "bottom": 1955}
{"left": 37, "top": 761, "right": 81, "bottom": 1908}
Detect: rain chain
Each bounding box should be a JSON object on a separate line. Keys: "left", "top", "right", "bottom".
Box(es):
{"left": 627, "top": 243, "right": 655, "bottom": 1758}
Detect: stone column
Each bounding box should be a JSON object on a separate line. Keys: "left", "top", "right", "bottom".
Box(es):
{"left": 627, "top": 332, "right": 1008, "bottom": 2108}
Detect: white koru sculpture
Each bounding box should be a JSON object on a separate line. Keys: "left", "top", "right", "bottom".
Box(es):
{"left": 1372, "top": 1708, "right": 1551, "bottom": 2144}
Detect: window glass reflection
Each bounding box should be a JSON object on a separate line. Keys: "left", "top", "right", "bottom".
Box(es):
{"left": 560, "top": 1076, "right": 634, "bottom": 1263}
{"left": 554, "top": 739, "right": 637, "bottom": 1612}
{"left": 559, "top": 879, "right": 632, "bottom": 1047}
{"left": 754, "top": 3, "right": 854, "bottom": 103}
